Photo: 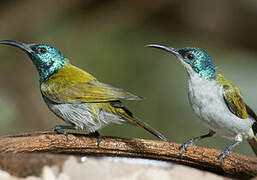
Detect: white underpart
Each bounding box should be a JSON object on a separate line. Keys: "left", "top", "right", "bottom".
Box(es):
{"left": 44, "top": 97, "right": 126, "bottom": 132}
{"left": 186, "top": 68, "right": 254, "bottom": 141}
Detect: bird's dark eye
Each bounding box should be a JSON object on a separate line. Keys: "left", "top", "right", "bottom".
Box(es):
{"left": 38, "top": 47, "right": 47, "bottom": 54}
{"left": 187, "top": 54, "right": 194, "bottom": 60}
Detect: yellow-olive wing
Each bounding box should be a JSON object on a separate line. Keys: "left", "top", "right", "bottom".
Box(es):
{"left": 217, "top": 74, "right": 248, "bottom": 119}
{"left": 41, "top": 64, "right": 143, "bottom": 103}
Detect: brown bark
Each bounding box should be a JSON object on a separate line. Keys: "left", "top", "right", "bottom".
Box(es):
{"left": 0, "top": 131, "right": 256, "bottom": 178}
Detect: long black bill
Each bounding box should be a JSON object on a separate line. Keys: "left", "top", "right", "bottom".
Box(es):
{"left": 146, "top": 44, "right": 181, "bottom": 58}
{"left": 0, "top": 40, "right": 33, "bottom": 53}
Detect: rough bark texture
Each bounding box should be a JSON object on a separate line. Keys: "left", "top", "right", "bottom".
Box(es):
{"left": 0, "top": 131, "right": 256, "bottom": 179}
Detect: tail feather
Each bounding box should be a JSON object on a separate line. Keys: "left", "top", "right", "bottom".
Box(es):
{"left": 110, "top": 101, "right": 168, "bottom": 141}
{"left": 133, "top": 117, "right": 169, "bottom": 142}
{"left": 248, "top": 136, "right": 257, "bottom": 156}
{"left": 245, "top": 104, "right": 257, "bottom": 156}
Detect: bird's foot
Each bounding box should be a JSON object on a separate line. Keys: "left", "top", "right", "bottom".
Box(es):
{"left": 53, "top": 125, "right": 70, "bottom": 141}
{"left": 88, "top": 131, "right": 101, "bottom": 146}
{"left": 179, "top": 131, "right": 216, "bottom": 157}
{"left": 218, "top": 140, "right": 240, "bottom": 167}
{"left": 179, "top": 139, "right": 195, "bottom": 157}
{"left": 218, "top": 148, "right": 232, "bottom": 167}
{"left": 218, "top": 151, "right": 229, "bottom": 167}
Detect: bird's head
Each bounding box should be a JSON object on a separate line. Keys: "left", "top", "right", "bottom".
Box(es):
{"left": 147, "top": 44, "right": 216, "bottom": 80}
{"left": 0, "top": 40, "right": 68, "bottom": 83}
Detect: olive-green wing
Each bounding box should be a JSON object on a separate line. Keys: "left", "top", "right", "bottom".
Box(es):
{"left": 41, "top": 64, "right": 143, "bottom": 104}
{"left": 217, "top": 74, "right": 248, "bottom": 119}
{"left": 218, "top": 75, "right": 257, "bottom": 156}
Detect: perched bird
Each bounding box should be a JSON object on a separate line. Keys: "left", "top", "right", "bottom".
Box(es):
{"left": 0, "top": 40, "right": 168, "bottom": 142}
{"left": 147, "top": 44, "right": 257, "bottom": 164}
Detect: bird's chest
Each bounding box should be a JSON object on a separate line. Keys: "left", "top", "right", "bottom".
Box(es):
{"left": 187, "top": 76, "right": 254, "bottom": 139}
{"left": 187, "top": 76, "right": 225, "bottom": 127}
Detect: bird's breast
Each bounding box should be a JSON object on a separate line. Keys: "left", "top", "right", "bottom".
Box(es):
{"left": 187, "top": 75, "right": 253, "bottom": 139}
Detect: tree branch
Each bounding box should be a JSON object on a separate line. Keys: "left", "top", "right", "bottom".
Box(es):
{"left": 0, "top": 131, "right": 256, "bottom": 178}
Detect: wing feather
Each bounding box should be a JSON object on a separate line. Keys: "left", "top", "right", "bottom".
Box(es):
{"left": 41, "top": 64, "right": 143, "bottom": 103}
{"left": 217, "top": 74, "right": 248, "bottom": 119}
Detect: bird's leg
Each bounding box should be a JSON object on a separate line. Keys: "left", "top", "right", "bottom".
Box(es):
{"left": 53, "top": 125, "right": 76, "bottom": 141}
{"left": 218, "top": 141, "right": 240, "bottom": 166}
{"left": 88, "top": 131, "right": 101, "bottom": 146}
{"left": 179, "top": 130, "right": 215, "bottom": 156}
{"left": 219, "top": 134, "right": 242, "bottom": 167}
{"left": 53, "top": 125, "right": 101, "bottom": 145}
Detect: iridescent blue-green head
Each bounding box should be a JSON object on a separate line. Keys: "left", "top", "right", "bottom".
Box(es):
{"left": 0, "top": 40, "right": 68, "bottom": 83}
{"left": 147, "top": 44, "right": 216, "bottom": 80}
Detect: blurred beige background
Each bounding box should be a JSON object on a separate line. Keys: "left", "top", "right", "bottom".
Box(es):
{"left": 0, "top": 0, "right": 257, "bottom": 157}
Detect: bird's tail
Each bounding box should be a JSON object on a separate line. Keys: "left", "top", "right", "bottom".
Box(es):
{"left": 110, "top": 101, "right": 168, "bottom": 141}
{"left": 132, "top": 116, "right": 169, "bottom": 142}
{"left": 248, "top": 136, "right": 257, "bottom": 156}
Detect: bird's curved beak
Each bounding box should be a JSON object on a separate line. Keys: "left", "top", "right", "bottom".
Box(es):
{"left": 0, "top": 40, "right": 34, "bottom": 54}
{"left": 146, "top": 44, "right": 182, "bottom": 58}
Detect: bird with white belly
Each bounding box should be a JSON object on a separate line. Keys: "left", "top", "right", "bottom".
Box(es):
{"left": 147, "top": 44, "right": 257, "bottom": 165}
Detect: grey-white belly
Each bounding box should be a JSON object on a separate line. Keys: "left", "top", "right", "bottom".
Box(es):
{"left": 43, "top": 96, "right": 126, "bottom": 132}
{"left": 188, "top": 76, "right": 254, "bottom": 139}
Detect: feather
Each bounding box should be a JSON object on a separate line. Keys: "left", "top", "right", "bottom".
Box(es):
{"left": 245, "top": 104, "right": 257, "bottom": 131}
{"left": 245, "top": 104, "right": 257, "bottom": 156}
{"left": 109, "top": 101, "right": 168, "bottom": 141}
{"left": 216, "top": 74, "right": 248, "bottom": 119}
{"left": 41, "top": 64, "right": 143, "bottom": 104}
{"left": 217, "top": 74, "right": 257, "bottom": 156}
